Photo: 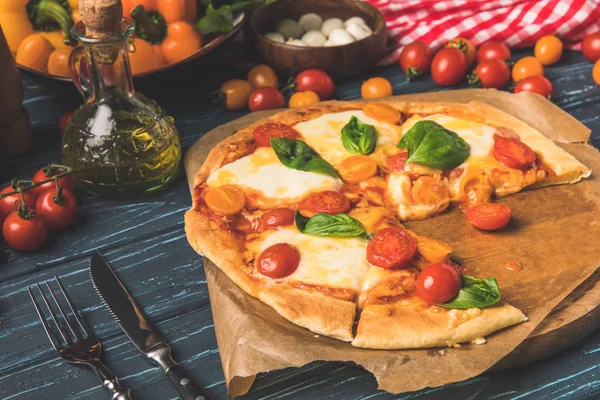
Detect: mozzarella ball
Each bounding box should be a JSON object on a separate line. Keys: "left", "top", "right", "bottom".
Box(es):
{"left": 323, "top": 40, "right": 335, "bottom": 47}
{"left": 276, "top": 18, "right": 304, "bottom": 39}
{"left": 328, "top": 29, "right": 356, "bottom": 46}
{"left": 321, "top": 18, "right": 345, "bottom": 38}
{"left": 301, "top": 30, "right": 327, "bottom": 47}
{"left": 346, "top": 22, "right": 372, "bottom": 41}
{"left": 345, "top": 16, "right": 366, "bottom": 27}
{"left": 287, "top": 39, "right": 307, "bottom": 47}
{"left": 264, "top": 32, "right": 285, "bottom": 43}
{"left": 298, "top": 13, "right": 323, "bottom": 32}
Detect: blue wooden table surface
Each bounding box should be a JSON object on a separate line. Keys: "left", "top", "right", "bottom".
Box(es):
{"left": 1, "top": 46, "right": 599, "bottom": 400}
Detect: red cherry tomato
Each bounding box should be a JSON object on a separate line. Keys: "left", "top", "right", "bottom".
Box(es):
{"left": 387, "top": 152, "right": 408, "bottom": 172}
{"left": 2, "top": 212, "right": 48, "bottom": 251}
{"left": 0, "top": 186, "right": 36, "bottom": 216}
{"left": 253, "top": 122, "right": 300, "bottom": 147}
{"left": 259, "top": 208, "right": 295, "bottom": 231}
{"left": 257, "top": 243, "right": 300, "bottom": 279}
{"left": 477, "top": 41, "right": 511, "bottom": 62}
{"left": 248, "top": 88, "right": 286, "bottom": 112}
{"left": 59, "top": 111, "right": 74, "bottom": 133}
{"left": 399, "top": 41, "right": 432, "bottom": 79}
{"left": 35, "top": 188, "right": 78, "bottom": 229}
{"left": 514, "top": 76, "right": 553, "bottom": 98}
{"left": 300, "top": 191, "right": 351, "bottom": 215}
{"left": 471, "top": 60, "right": 510, "bottom": 89}
{"left": 465, "top": 203, "right": 511, "bottom": 231}
{"left": 295, "top": 69, "right": 335, "bottom": 100}
{"left": 367, "top": 226, "right": 417, "bottom": 270}
{"left": 415, "top": 263, "right": 462, "bottom": 305}
{"left": 31, "top": 167, "right": 74, "bottom": 198}
{"left": 492, "top": 137, "right": 536, "bottom": 169}
{"left": 431, "top": 48, "right": 467, "bottom": 87}
{"left": 582, "top": 32, "right": 600, "bottom": 63}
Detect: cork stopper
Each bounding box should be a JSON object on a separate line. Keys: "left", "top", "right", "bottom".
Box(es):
{"left": 80, "top": 0, "right": 123, "bottom": 39}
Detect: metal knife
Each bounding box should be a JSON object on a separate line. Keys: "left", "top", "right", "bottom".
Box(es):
{"left": 89, "top": 250, "right": 213, "bottom": 400}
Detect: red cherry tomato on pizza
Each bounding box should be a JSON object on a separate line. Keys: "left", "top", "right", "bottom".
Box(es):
{"left": 582, "top": 32, "right": 600, "bottom": 63}
{"left": 301, "top": 191, "right": 351, "bottom": 215}
{"left": 431, "top": 48, "right": 467, "bottom": 87}
{"left": 253, "top": 122, "right": 300, "bottom": 147}
{"left": 367, "top": 226, "right": 417, "bottom": 270}
{"left": 2, "top": 212, "right": 48, "bottom": 252}
{"left": 415, "top": 263, "right": 462, "bottom": 305}
{"left": 399, "top": 41, "right": 432, "bottom": 79}
{"left": 248, "top": 87, "right": 286, "bottom": 112}
{"left": 492, "top": 137, "right": 536, "bottom": 169}
{"left": 387, "top": 152, "right": 408, "bottom": 172}
{"left": 465, "top": 203, "right": 511, "bottom": 231}
{"left": 295, "top": 69, "right": 335, "bottom": 100}
{"left": 259, "top": 208, "right": 295, "bottom": 231}
{"left": 257, "top": 243, "right": 300, "bottom": 279}
{"left": 477, "top": 41, "right": 511, "bottom": 63}
{"left": 59, "top": 110, "right": 74, "bottom": 133}
{"left": 0, "top": 186, "right": 36, "bottom": 216}
{"left": 514, "top": 76, "right": 553, "bottom": 98}
{"left": 470, "top": 60, "right": 510, "bottom": 89}
{"left": 31, "top": 166, "right": 74, "bottom": 198}
{"left": 35, "top": 188, "right": 78, "bottom": 229}
{"left": 446, "top": 37, "right": 476, "bottom": 66}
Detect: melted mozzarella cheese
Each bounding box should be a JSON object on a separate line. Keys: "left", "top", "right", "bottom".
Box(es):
{"left": 248, "top": 226, "right": 369, "bottom": 292}
{"left": 294, "top": 110, "right": 403, "bottom": 167}
{"left": 358, "top": 267, "right": 416, "bottom": 307}
{"left": 207, "top": 147, "right": 342, "bottom": 204}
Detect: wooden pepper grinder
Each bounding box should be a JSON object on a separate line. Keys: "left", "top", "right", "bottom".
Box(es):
{"left": 0, "top": 26, "right": 32, "bottom": 157}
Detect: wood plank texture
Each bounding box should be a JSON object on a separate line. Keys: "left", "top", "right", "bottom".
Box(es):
{"left": 1, "top": 48, "right": 599, "bottom": 400}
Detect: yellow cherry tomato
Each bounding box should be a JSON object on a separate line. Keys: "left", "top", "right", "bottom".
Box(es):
{"left": 416, "top": 235, "right": 452, "bottom": 263}
{"left": 248, "top": 64, "right": 279, "bottom": 88}
{"left": 534, "top": 35, "right": 563, "bottom": 65}
{"left": 204, "top": 185, "right": 246, "bottom": 215}
{"left": 411, "top": 176, "right": 449, "bottom": 206}
{"left": 16, "top": 34, "right": 54, "bottom": 72}
{"left": 446, "top": 37, "right": 476, "bottom": 66}
{"left": 219, "top": 79, "right": 254, "bottom": 110}
{"left": 593, "top": 59, "right": 600, "bottom": 86}
{"left": 361, "top": 77, "right": 393, "bottom": 99}
{"left": 338, "top": 155, "right": 378, "bottom": 184}
{"left": 363, "top": 102, "right": 401, "bottom": 124}
{"left": 289, "top": 91, "right": 320, "bottom": 108}
{"left": 512, "top": 56, "right": 544, "bottom": 81}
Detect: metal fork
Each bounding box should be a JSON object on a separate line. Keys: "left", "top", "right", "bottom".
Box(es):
{"left": 28, "top": 276, "right": 131, "bottom": 400}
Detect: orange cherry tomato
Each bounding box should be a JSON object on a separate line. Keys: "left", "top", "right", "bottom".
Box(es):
{"left": 257, "top": 243, "right": 300, "bottom": 279}
{"left": 204, "top": 185, "right": 246, "bottom": 215}
{"left": 411, "top": 176, "right": 449, "bottom": 206}
{"left": 415, "top": 263, "right": 462, "bottom": 304}
{"left": 361, "top": 77, "right": 393, "bottom": 99}
{"left": 219, "top": 79, "right": 254, "bottom": 111}
{"left": 129, "top": 38, "right": 161, "bottom": 75}
{"left": 512, "top": 56, "right": 544, "bottom": 81}
{"left": 594, "top": 59, "right": 600, "bottom": 86}
{"left": 47, "top": 48, "right": 72, "bottom": 77}
{"left": 386, "top": 152, "right": 408, "bottom": 172}
{"left": 492, "top": 137, "right": 536, "bottom": 169}
{"left": 252, "top": 122, "right": 300, "bottom": 147}
{"left": 416, "top": 236, "right": 452, "bottom": 264}
{"left": 367, "top": 226, "right": 417, "bottom": 269}
{"left": 16, "top": 34, "right": 54, "bottom": 72}
{"left": 289, "top": 91, "right": 320, "bottom": 108}
{"left": 446, "top": 37, "right": 476, "bottom": 66}
{"left": 338, "top": 155, "right": 378, "bottom": 184}
{"left": 161, "top": 22, "right": 202, "bottom": 64}
{"left": 465, "top": 203, "right": 511, "bottom": 231}
{"left": 301, "top": 191, "right": 351, "bottom": 215}
{"left": 247, "top": 64, "right": 279, "bottom": 88}
{"left": 363, "top": 102, "right": 401, "bottom": 124}
{"left": 534, "top": 35, "right": 563, "bottom": 66}
{"left": 259, "top": 208, "right": 296, "bottom": 231}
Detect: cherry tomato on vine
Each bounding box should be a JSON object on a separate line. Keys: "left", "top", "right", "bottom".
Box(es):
{"left": 2, "top": 212, "right": 48, "bottom": 251}
{"left": 514, "top": 76, "right": 553, "bottom": 98}
{"left": 295, "top": 69, "right": 335, "bottom": 100}
{"left": 431, "top": 48, "right": 467, "bottom": 86}
{"left": 0, "top": 186, "right": 36, "bottom": 216}
{"left": 582, "top": 32, "right": 600, "bottom": 63}
{"left": 534, "top": 35, "right": 563, "bottom": 65}
{"left": 465, "top": 203, "right": 511, "bottom": 231}
{"left": 289, "top": 91, "right": 320, "bottom": 108}
{"left": 219, "top": 79, "right": 254, "bottom": 111}
{"left": 247, "top": 64, "right": 279, "bottom": 88}
{"left": 469, "top": 59, "right": 510, "bottom": 89}
{"left": 59, "top": 111, "right": 74, "bottom": 133}
{"left": 512, "top": 56, "right": 544, "bottom": 81}
{"left": 361, "top": 77, "right": 393, "bottom": 99}
{"left": 399, "top": 41, "right": 432, "bottom": 79}
{"left": 415, "top": 263, "right": 462, "bottom": 304}
{"left": 248, "top": 87, "right": 286, "bottom": 112}
{"left": 477, "top": 41, "right": 511, "bottom": 62}
{"left": 446, "top": 37, "right": 476, "bottom": 66}
{"left": 35, "top": 188, "right": 78, "bottom": 229}
{"left": 31, "top": 166, "right": 74, "bottom": 198}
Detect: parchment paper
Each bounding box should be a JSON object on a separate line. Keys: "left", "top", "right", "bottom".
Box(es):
{"left": 184, "top": 89, "right": 600, "bottom": 397}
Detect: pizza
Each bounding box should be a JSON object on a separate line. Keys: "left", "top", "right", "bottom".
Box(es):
{"left": 185, "top": 100, "right": 591, "bottom": 349}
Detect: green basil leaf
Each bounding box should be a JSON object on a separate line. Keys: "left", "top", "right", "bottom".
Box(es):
{"left": 440, "top": 275, "right": 501, "bottom": 309}
{"left": 271, "top": 138, "right": 338, "bottom": 177}
{"left": 398, "top": 121, "right": 470, "bottom": 169}
{"left": 294, "top": 211, "right": 366, "bottom": 237}
{"left": 341, "top": 116, "right": 378, "bottom": 155}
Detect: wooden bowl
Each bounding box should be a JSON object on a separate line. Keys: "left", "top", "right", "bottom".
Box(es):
{"left": 249, "top": 0, "right": 386, "bottom": 78}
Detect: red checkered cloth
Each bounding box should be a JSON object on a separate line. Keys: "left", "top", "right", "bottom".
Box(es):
{"left": 366, "top": 0, "right": 600, "bottom": 65}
